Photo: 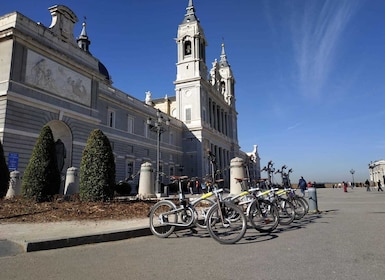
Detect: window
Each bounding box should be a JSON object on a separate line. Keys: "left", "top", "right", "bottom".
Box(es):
{"left": 127, "top": 145, "right": 133, "bottom": 154}
{"left": 143, "top": 148, "right": 150, "bottom": 157}
{"left": 169, "top": 132, "right": 174, "bottom": 145}
{"left": 127, "top": 116, "right": 134, "bottom": 133}
{"left": 144, "top": 120, "right": 149, "bottom": 138}
{"left": 202, "top": 107, "right": 206, "bottom": 122}
{"left": 171, "top": 108, "right": 177, "bottom": 118}
{"left": 184, "top": 41, "right": 192, "bottom": 56}
{"left": 108, "top": 109, "right": 115, "bottom": 128}
{"left": 185, "top": 107, "right": 191, "bottom": 124}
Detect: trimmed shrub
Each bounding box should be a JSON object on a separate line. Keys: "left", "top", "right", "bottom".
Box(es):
{"left": 79, "top": 129, "right": 115, "bottom": 201}
{"left": 22, "top": 125, "right": 61, "bottom": 202}
{"left": 0, "top": 139, "right": 10, "bottom": 198}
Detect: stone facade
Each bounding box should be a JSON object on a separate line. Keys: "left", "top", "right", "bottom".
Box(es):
{"left": 0, "top": 3, "right": 260, "bottom": 191}
{"left": 368, "top": 160, "right": 385, "bottom": 185}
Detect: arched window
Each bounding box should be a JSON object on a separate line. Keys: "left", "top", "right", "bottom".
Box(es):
{"left": 220, "top": 81, "right": 226, "bottom": 94}
{"left": 184, "top": 41, "right": 192, "bottom": 56}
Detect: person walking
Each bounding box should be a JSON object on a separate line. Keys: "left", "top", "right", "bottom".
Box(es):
{"left": 343, "top": 181, "right": 348, "bottom": 193}
{"left": 378, "top": 180, "right": 384, "bottom": 192}
{"left": 365, "top": 179, "right": 371, "bottom": 192}
{"left": 298, "top": 176, "right": 307, "bottom": 196}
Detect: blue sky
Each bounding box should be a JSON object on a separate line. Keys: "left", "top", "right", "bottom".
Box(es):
{"left": 2, "top": 0, "right": 384, "bottom": 183}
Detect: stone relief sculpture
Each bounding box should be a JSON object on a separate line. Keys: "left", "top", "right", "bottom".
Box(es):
{"left": 26, "top": 50, "right": 91, "bottom": 106}
{"left": 67, "top": 77, "right": 87, "bottom": 98}
{"left": 31, "top": 59, "right": 57, "bottom": 92}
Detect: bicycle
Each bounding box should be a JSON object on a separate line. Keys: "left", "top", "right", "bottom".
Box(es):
{"left": 275, "top": 166, "right": 307, "bottom": 220}
{"left": 285, "top": 168, "right": 309, "bottom": 214}
{"left": 204, "top": 151, "right": 248, "bottom": 244}
{"left": 260, "top": 162, "right": 295, "bottom": 226}
{"left": 149, "top": 175, "right": 215, "bottom": 238}
{"left": 226, "top": 177, "right": 279, "bottom": 233}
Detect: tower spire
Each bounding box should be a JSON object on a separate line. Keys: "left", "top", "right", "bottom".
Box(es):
{"left": 219, "top": 43, "right": 229, "bottom": 67}
{"left": 183, "top": 0, "right": 198, "bottom": 23}
{"left": 77, "top": 17, "right": 91, "bottom": 53}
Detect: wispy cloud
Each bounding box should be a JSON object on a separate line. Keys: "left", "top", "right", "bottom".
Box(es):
{"left": 290, "top": 0, "right": 359, "bottom": 98}
{"left": 287, "top": 122, "right": 302, "bottom": 131}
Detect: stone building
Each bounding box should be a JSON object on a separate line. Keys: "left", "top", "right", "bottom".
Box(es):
{"left": 0, "top": 1, "right": 260, "bottom": 193}
{"left": 368, "top": 160, "right": 385, "bottom": 185}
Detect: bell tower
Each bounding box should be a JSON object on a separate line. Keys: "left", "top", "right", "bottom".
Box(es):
{"left": 174, "top": 1, "right": 240, "bottom": 181}
{"left": 175, "top": 0, "right": 208, "bottom": 83}
{"left": 174, "top": 0, "right": 208, "bottom": 127}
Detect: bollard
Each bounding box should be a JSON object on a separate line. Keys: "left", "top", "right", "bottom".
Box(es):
{"left": 307, "top": 187, "right": 319, "bottom": 213}
{"left": 137, "top": 162, "right": 156, "bottom": 199}
{"left": 5, "top": 170, "right": 21, "bottom": 199}
{"left": 64, "top": 167, "right": 79, "bottom": 196}
{"left": 230, "top": 157, "right": 245, "bottom": 195}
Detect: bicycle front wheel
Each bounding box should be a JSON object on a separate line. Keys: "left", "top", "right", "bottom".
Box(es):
{"left": 277, "top": 198, "right": 295, "bottom": 225}
{"left": 149, "top": 200, "right": 177, "bottom": 238}
{"left": 291, "top": 197, "right": 306, "bottom": 220}
{"left": 191, "top": 198, "right": 215, "bottom": 229}
{"left": 206, "top": 201, "right": 247, "bottom": 244}
{"left": 248, "top": 199, "right": 279, "bottom": 233}
{"left": 298, "top": 196, "right": 309, "bottom": 214}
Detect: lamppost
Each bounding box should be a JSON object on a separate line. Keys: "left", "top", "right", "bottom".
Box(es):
{"left": 147, "top": 109, "right": 170, "bottom": 196}
{"left": 350, "top": 169, "right": 355, "bottom": 188}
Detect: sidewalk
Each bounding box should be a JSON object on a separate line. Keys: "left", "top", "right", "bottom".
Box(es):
{"left": 2, "top": 187, "right": 383, "bottom": 254}
{"left": 0, "top": 218, "right": 150, "bottom": 253}
{"left": 0, "top": 193, "right": 201, "bottom": 253}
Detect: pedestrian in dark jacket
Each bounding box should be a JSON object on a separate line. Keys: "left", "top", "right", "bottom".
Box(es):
{"left": 298, "top": 176, "right": 307, "bottom": 196}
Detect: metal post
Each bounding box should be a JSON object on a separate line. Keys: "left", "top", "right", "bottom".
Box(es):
{"left": 147, "top": 109, "right": 170, "bottom": 197}
{"left": 350, "top": 169, "right": 355, "bottom": 188}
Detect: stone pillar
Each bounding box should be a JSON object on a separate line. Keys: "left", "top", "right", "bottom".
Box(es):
{"left": 137, "top": 162, "right": 156, "bottom": 199}
{"left": 5, "top": 171, "right": 21, "bottom": 199}
{"left": 230, "top": 157, "right": 245, "bottom": 195}
{"left": 308, "top": 187, "right": 319, "bottom": 213}
{"left": 64, "top": 167, "right": 79, "bottom": 196}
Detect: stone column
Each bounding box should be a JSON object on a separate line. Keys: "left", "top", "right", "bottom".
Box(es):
{"left": 230, "top": 157, "right": 245, "bottom": 195}
{"left": 5, "top": 170, "right": 21, "bottom": 199}
{"left": 137, "top": 162, "right": 156, "bottom": 199}
{"left": 308, "top": 187, "right": 320, "bottom": 213}
{"left": 64, "top": 167, "right": 79, "bottom": 196}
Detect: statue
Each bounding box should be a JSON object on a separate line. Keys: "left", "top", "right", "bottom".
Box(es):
{"left": 55, "top": 139, "right": 66, "bottom": 172}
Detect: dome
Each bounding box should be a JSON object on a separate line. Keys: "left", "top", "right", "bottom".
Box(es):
{"left": 98, "top": 61, "right": 110, "bottom": 81}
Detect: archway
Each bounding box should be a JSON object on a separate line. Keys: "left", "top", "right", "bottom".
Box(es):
{"left": 47, "top": 120, "right": 73, "bottom": 193}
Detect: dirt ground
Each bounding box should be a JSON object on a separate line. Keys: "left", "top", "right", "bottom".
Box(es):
{"left": 0, "top": 196, "right": 155, "bottom": 223}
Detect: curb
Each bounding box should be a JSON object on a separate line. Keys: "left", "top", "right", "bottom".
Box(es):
{"left": 22, "top": 227, "right": 152, "bottom": 252}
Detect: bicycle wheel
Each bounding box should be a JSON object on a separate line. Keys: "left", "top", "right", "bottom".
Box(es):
{"left": 291, "top": 197, "right": 306, "bottom": 220}
{"left": 298, "top": 196, "right": 309, "bottom": 214}
{"left": 149, "top": 200, "right": 177, "bottom": 238}
{"left": 277, "top": 198, "right": 295, "bottom": 225}
{"left": 191, "top": 198, "right": 215, "bottom": 229}
{"left": 248, "top": 199, "right": 279, "bottom": 233}
{"left": 206, "top": 201, "right": 247, "bottom": 244}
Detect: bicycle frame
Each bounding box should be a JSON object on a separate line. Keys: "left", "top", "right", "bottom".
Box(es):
{"left": 154, "top": 176, "right": 217, "bottom": 228}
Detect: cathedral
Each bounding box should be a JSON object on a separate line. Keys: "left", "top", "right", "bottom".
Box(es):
{"left": 0, "top": 1, "right": 260, "bottom": 193}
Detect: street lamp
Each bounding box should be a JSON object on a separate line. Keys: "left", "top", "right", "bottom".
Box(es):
{"left": 350, "top": 169, "right": 355, "bottom": 188}
{"left": 147, "top": 109, "right": 170, "bottom": 196}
